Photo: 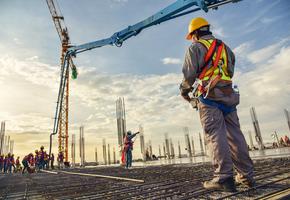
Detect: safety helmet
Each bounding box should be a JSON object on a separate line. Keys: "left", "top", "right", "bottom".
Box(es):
{"left": 186, "top": 17, "right": 209, "bottom": 40}
{"left": 40, "top": 145, "right": 44, "bottom": 149}
{"left": 127, "top": 131, "right": 132, "bottom": 135}
{"left": 35, "top": 150, "right": 38, "bottom": 153}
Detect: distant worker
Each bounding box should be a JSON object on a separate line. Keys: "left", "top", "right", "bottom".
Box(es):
{"left": 123, "top": 131, "right": 139, "bottom": 169}
{"left": 15, "top": 156, "right": 21, "bottom": 172}
{"left": 50, "top": 153, "right": 55, "bottom": 169}
{"left": 22, "top": 153, "right": 33, "bottom": 174}
{"left": 3, "top": 155, "right": 8, "bottom": 173}
{"left": 35, "top": 150, "right": 40, "bottom": 171}
{"left": 39, "top": 146, "right": 45, "bottom": 169}
{"left": 180, "top": 17, "right": 255, "bottom": 192}
{"left": 44, "top": 151, "right": 49, "bottom": 169}
{"left": 0, "top": 155, "right": 3, "bottom": 173}
{"left": 57, "top": 151, "right": 64, "bottom": 169}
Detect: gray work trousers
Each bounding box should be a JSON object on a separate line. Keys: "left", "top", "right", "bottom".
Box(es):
{"left": 199, "top": 101, "right": 254, "bottom": 183}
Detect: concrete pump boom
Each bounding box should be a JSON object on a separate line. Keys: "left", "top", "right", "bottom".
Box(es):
{"left": 49, "top": 0, "right": 242, "bottom": 159}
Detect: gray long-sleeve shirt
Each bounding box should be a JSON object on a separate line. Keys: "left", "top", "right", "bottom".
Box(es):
{"left": 181, "top": 34, "right": 235, "bottom": 88}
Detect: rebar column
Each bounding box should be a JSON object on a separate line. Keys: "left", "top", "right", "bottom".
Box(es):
{"left": 71, "top": 134, "right": 75, "bottom": 167}
{"left": 108, "top": 144, "right": 111, "bottom": 165}
{"left": 0, "top": 121, "right": 5, "bottom": 155}
{"left": 165, "top": 133, "right": 170, "bottom": 159}
{"left": 250, "top": 107, "right": 264, "bottom": 150}
{"left": 139, "top": 125, "right": 146, "bottom": 161}
{"left": 95, "top": 147, "right": 98, "bottom": 164}
{"left": 191, "top": 136, "right": 195, "bottom": 156}
{"left": 183, "top": 127, "right": 192, "bottom": 157}
{"left": 199, "top": 132, "right": 205, "bottom": 156}
{"left": 284, "top": 109, "right": 290, "bottom": 136}
{"left": 116, "top": 97, "right": 126, "bottom": 160}
{"left": 103, "top": 139, "right": 107, "bottom": 165}
{"left": 248, "top": 131, "right": 254, "bottom": 150}
{"left": 178, "top": 141, "right": 181, "bottom": 158}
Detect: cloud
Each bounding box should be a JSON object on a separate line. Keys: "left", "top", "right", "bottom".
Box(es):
{"left": 233, "top": 41, "right": 253, "bottom": 59}
{"left": 111, "top": 0, "right": 128, "bottom": 3}
{"left": 161, "top": 57, "right": 182, "bottom": 65}
{"left": 211, "top": 26, "right": 226, "bottom": 38}
{"left": 247, "top": 37, "right": 290, "bottom": 64}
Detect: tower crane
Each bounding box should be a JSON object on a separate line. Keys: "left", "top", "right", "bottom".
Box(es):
{"left": 46, "top": 0, "right": 77, "bottom": 162}
{"left": 48, "top": 0, "right": 242, "bottom": 159}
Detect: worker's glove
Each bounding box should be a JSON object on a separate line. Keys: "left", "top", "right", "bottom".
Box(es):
{"left": 179, "top": 83, "right": 191, "bottom": 102}
{"left": 181, "top": 88, "right": 191, "bottom": 102}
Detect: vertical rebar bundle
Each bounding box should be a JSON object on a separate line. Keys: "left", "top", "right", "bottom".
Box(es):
{"left": 4, "top": 136, "right": 8, "bottom": 155}
{"left": 170, "top": 138, "right": 175, "bottom": 158}
{"left": 103, "top": 139, "right": 107, "bottom": 165}
{"left": 95, "top": 147, "right": 98, "bottom": 164}
{"left": 113, "top": 147, "right": 116, "bottom": 164}
{"left": 139, "top": 125, "right": 146, "bottom": 161}
{"left": 79, "top": 126, "right": 85, "bottom": 167}
{"left": 178, "top": 141, "right": 181, "bottom": 158}
{"left": 248, "top": 131, "right": 254, "bottom": 150}
{"left": 250, "top": 107, "right": 264, "bottom": 150}
{"left": 7, "top": 136, "right": 10, "bottom": 154}
{"left": 9, "top": 140, "right": 14, "bottom": 154}
{"left": 158, "top": 145, "right": 161, "bottom": 158}
{"left": 165, "top": 133, "right": 170, "bottom": 159}
{"left": 148, "top": 140, "right": 153, "bottom": 158}
{"left": 71, "top": 134, "right": 75, "bottom": 166}
{"left": 183, "top": 127, "right": 192, "bottom": 157}
{"left": 163, "top": 143, "right": 166, "bottom": 158}
{"left": 284, "top": 109, "right": 290, "bottom": 135}
{"left": 116, "top": 97, "right": 126, "bottom": 148}
{"left": 273, "top": 131, "right": 281, "bottom": 147}
{"left": 108, "top": 144, "right": 111, "bottom": 165}
{"left": 199, "top": 132, "right": 205, "bottom": 156}
{"left": 0, "top": 121, "right": 5, "bottom": 155}
{"left": 191, "top": 136, "right": 195, "bottom": 156}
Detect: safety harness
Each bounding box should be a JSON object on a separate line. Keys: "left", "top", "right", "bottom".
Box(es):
{"left": 194, "top": 39, "right": 231, "bottom": 98}
{"left": 191, "top": 38, "right": 236, "bottom": 115}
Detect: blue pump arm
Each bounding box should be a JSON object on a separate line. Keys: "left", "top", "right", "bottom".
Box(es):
{"left": 51, "top": 0, "right": 242, "bottom": 136}
{"left": 68, "top": 0, "right": 241, "bottom": 55}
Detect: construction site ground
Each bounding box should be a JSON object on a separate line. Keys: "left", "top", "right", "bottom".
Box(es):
{"left": 0, "top": 157, "right": 289, "bottom": 200}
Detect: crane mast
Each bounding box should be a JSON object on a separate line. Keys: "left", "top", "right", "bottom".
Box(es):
{"left": 46, "top": 0, "right": 77, "bottom": 162}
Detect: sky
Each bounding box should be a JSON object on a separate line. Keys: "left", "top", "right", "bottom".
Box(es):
{"left": 0, "top": 0, "right": 290, "bottom": 163}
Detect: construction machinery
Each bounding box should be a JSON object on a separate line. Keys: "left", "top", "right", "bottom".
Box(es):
{"left": 47, "top": 0, "right": 242, "bottom": 160}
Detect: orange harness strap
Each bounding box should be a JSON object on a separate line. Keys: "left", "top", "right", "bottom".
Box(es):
{"left": 197, "top": 39, "right": 224, "bottom": 95}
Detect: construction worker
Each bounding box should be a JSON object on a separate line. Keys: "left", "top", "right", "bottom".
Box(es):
{"left": 22, "top": 153, "right": 33, "bottom": 174}
{"left": 57, "top": 151, "right": 64, "bottom": 169}
{"left": 180, "top": 17, "right": 255, "bottom": 192}
{"left": 15, "top": 156, "right": 21, "bottom": 172}
{"left": 35, "top": 150, "right": 39, "bottom": 171}
{"left": 0, "top": 155, "right": 3, "bottom": 173}
{"left": 3, "top": 155, "right": 8, "bottom": 173}
{"left": 9, "top": 154, "right": 16, "bottom": 173}
{"left": 39, "top": 146, "right": 45, "bottom": 169}
{"left": 50, "top": 153, "right": 55, "bottom": 169}
{"left": 123, "top": 131, "right": 139, "bottom": 169}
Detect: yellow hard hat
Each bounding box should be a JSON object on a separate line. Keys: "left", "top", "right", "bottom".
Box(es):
{"left": 186, "top": 17, "right": 209, "bottom": 40}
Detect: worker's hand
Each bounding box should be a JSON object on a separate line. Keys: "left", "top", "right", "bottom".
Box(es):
{"left": 136, "top": 131, "right": 140, "bottom": 134}
{"left": 180, "top": 88, "right": 191, "bottom": 102}
{"left": 179, "top": 82, "right": 192, "bottom": 102}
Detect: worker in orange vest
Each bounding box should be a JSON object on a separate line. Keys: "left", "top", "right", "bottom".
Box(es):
{"left": 123, "top": 131, "right": 139, "bottom": 169}
{"left": 180, "top": 17, "right": 255, "bottom": 192}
